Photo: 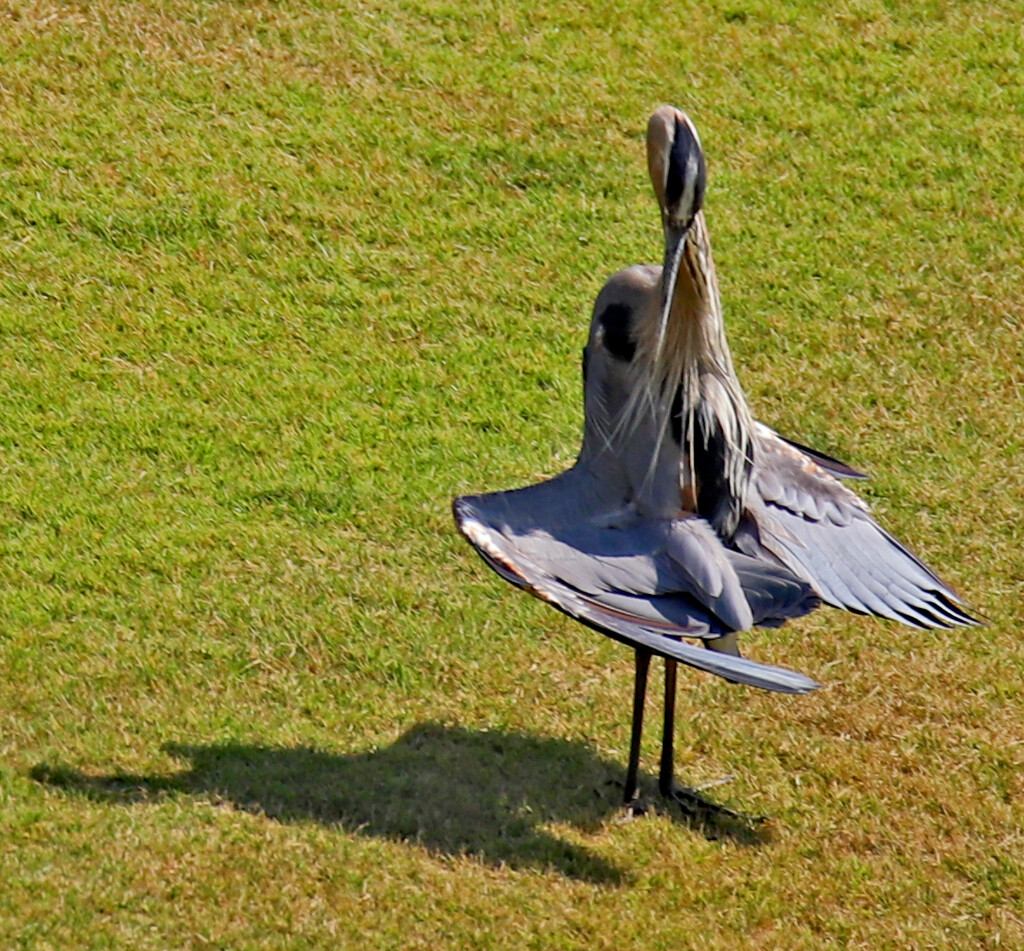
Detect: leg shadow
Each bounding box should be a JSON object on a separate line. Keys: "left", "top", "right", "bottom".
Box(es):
{"left": 31, "top": 723, "right": 769, "bottom": 883}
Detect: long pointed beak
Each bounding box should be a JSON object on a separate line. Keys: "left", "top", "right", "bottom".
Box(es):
{"left": 657, "top": 222, "right": 687, "bottom": 356}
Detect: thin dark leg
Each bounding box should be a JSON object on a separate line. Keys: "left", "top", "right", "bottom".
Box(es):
{"left": 659, "top": 657, "right": 678, "bottom": 796}
{"left": 656, "top": 656, "right": 766, "bottom": 828}
{"left": 623, "top": 649, "right": 651, "bottom": 804}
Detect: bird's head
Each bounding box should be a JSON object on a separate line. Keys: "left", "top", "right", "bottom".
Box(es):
{"left": 647, "top": 105, "right": 706, "bottom": 232}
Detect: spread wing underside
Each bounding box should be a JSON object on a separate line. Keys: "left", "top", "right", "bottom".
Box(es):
{"left": 453, "top": 494, "right": 819, "bottom": 694}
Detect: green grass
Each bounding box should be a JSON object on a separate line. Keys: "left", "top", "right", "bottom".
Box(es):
{"left": 1, "top": 0, "right": 1022, "bottom": 947}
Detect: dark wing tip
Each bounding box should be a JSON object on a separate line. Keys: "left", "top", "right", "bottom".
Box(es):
{"left": 775, "top": 434, "right": 870, "bottom": 480}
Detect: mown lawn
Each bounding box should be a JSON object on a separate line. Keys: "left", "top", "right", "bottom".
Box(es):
{"left": 1, "top": 1, "right": 1021, "bottom": 948}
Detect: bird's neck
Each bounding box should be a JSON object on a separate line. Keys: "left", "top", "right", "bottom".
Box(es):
{"left": 671, "top": 227, "right": 755, "bottom": 538}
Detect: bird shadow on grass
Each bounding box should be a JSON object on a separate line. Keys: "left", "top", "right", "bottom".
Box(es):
{"left": 30, "top": 722, "right": 769, "bottom": 884}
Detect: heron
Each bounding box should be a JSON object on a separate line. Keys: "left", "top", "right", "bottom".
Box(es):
{"left": 453, "top": 105, "right": 977, "bottom": 815}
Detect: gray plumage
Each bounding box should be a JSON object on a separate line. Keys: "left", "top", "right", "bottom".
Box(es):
{"left": 453, "top": 105, "right": 976, "bottom": 808}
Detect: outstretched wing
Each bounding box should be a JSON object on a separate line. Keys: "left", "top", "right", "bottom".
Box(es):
{"left": 738, "top": 430, "right": 977, "bottom": 629}
{"left": 453, "top": 491, "right": 819, "bottom": 694}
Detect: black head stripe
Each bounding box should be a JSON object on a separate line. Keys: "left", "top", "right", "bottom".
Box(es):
{"left": 665, "top": 114, "right": 706, "bottom": 217}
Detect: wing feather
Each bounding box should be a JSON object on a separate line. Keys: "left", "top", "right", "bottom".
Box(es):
{"left": 453, "top": 494, "right": 820, "bottom": 694}
{"left": 744, "top": 431, "right": 977, "bottom": 629}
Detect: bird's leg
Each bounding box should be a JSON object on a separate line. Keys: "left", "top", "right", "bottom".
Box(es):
{"left": 623, "top": 649, "right": 651, "bottom": 807}
{"left": 659, "top": 657, "right": 678, "bottom": 797}
{"left": 658, "top": 657, "right": 765, "bottom": 826}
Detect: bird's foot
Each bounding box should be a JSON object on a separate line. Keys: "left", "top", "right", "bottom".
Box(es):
{"left": 615, "top": 777, "right": 767, "bottom": 832}
{"left": 621, "top": 794, "right": 651, "bottom": 819}
{"left": 662, "top": 778, "right": 768, "bottom": 827}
